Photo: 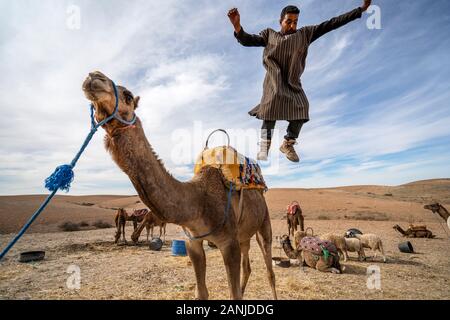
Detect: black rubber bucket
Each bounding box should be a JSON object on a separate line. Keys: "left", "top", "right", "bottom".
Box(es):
{"left": 149, "top": 237, "right": 163, "bottom": 251}
{"left": 19, "top": 251, "right": 45, "bottom": 263}
{"left": 398, "top": 241, "right": 414, "bottom": 253}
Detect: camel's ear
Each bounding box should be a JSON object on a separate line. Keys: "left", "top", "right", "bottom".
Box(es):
{"left": 134, "top": 96, "right": 140, "bottom": 110}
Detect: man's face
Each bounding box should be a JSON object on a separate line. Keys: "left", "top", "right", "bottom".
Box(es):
{"left": 280, "top": 13, "right": 299, "bottom": 35}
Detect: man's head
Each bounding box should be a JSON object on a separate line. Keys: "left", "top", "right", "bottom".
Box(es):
{"left": 279, "top": 5, "right": 299, "bottom": 35}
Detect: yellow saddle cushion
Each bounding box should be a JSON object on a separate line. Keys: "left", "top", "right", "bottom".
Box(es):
{"left": 194, "top": 146, "right": 267, "bottom": 191}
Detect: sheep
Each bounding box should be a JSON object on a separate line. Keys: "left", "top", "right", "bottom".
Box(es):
{"left": 344, "top": 237, "right": 366, "bottom": 261}
{"left": 353, "top": 233, "right": 386, "bottom": 263}
{"left": 318, "top": 233, "right": 349, "bottom": 262}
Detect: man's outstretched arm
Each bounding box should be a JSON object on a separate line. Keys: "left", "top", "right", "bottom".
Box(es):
{"left": 228, "top": 8, "right": 267, "bottom": 47}
{"left": 308, "top": 0, "right": 372, "bottom": 43}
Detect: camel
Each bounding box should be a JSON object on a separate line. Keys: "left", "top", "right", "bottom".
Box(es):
{"left": 424, "top": 203, "right": 450, "bottom": 227}
{"left": 131, "top": 211, "right": 167, "bottom": 243}
{"left": 286, "top": 201, "right": 304, "bottom": 236}
{"left": 280, "top": 234, "right": 342, "bottom": 274}
{"left": 114, "top": 208, "right": 148, "bottom": 244}
{"left": 393, "top": 224, "right": 435, "bottom": 238}
{"left": 82, "top": 71, "right": 277, "bottom": 300}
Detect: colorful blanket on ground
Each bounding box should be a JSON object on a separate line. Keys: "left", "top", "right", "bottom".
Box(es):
{"left": 286, "top": 201, "right": 300, "bottom": 215}
{"left": 194, "top": 146, "right": 267, "bottom": 191}
{"left": 131, "top": 209, "right": 149, "bottom": 218}
{"left": 300, "top": 236, "right": 338, "bottom": 257}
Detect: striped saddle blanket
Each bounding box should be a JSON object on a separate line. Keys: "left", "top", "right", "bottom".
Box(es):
{"left": 194, "top": 146, "right": 267, "bottom": 191}
{"left": 131, "top": 209, "right": 149, "bottom": 218}
{"left": 286, "top": 201, "right": 300, "bottom": 215}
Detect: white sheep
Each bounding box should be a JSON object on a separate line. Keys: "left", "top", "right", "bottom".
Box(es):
{"left": 354, "top": 233, "right": 386, "bottom": 263}
{"left": 344, "top": 237, "right": 366, "bottom": 261}
{"left": 318, "top": 233, "right": 349, "bottom": 262}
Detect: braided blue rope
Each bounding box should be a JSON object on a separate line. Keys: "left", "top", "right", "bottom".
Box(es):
{"left": 0, "top": 81, "right": 136, "bottom": 261}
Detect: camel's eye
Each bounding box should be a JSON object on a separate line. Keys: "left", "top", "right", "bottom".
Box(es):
{"left": 124, "top": 93, "right": 133, "bottom": 104}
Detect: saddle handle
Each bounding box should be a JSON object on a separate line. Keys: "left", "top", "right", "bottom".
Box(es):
{"left": 205, "top": 129, "right": 230, "bottom": 149}
{"left": 305, "top": 227, "right": 314, "bottom": 237}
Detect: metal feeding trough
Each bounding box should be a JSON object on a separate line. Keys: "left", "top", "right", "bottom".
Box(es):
{"left": 272, "top": 257, "right": 291, "bottom": 268}
{"left": 19, "top": 251, "right": 45, "bottom": 263}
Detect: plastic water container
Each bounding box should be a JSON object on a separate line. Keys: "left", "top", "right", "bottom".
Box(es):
{"left": 172, "top": 240, "right": 187, "bottom": 256}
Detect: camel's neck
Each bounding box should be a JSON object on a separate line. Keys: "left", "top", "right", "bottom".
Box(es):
{"left": 282, "top": 241, "right": 299, "bottom": 259}
{"left": 438, "top": 206, "right": 450, "bottom": 220}
{"left": 396, "top": 226, "right": 406, "bottom": 235}
{"left": 104, "top": 118, "right": 198, "bottom": 225}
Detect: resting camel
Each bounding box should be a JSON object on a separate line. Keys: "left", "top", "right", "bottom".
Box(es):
{"left": 286, "top": 201, "right": 304, "bottom": 236}
{"left": 424, "top": 203, "right": 450, "bottom": 228}
{"left": 82, "top": 71, "right": 277, "bottom": 300}
{"left": 280, "top": 234, "right": 342, "bottom": 274}
{"left": 114, "top": 208, "right": 148, "bottom": 244}
{"left": 393, "top": 224, "right": 435, "bottom": 238}
{"left": 131, "top": 211, "right": 167, "bottom": 243}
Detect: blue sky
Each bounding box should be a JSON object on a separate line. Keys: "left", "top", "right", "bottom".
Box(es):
{"left": 0, "top": 0, "right": 449, "bottom": 195}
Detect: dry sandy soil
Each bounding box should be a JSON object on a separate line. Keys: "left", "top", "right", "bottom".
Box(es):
{"left": 0, "top": 179, "right": 449, "bottom": 300}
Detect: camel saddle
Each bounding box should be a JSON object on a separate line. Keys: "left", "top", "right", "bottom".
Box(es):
{"left": 286, "top": 201, "right": 300, "bottom": 215}
{"left": 300, "top": 236, "right": 338, "bottom": 258}
{"left": 194, "top": 145, "right": 267, "bottom": 191}
{"left": 131, "top": 209, "right": 148, "bottom": 217}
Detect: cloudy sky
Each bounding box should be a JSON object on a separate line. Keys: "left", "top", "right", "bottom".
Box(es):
{"left": 0, "top": 0, "right": 449, "bottom": 195}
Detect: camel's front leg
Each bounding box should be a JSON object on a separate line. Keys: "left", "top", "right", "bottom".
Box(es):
{"left": 316, "top": 258, "right": 340, "bottom": 274}
{"left": 220, "top": 239, "right": 242, "bottom": 300}
{"left": 122, "top": 220, "right": 127, "bottom": 243}
{"left": 185, "top": 240, "right": 208, "bottom": 300}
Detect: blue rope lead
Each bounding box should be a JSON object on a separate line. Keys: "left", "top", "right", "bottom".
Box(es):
{"left": 0, "top": 80, "right": 135, "bottom": 261}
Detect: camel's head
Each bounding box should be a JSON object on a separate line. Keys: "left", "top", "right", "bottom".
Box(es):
{"left": 280, "top": 234, "right": 291, "bottom": 246}
{"left": 293, "top": 230, "right": 307, "bottom": 248}
{"left": 424, "top": 203, "right": 440, "bottom": 212}
{"left": 82, "top": 71, "right": 140, "bottom": 127}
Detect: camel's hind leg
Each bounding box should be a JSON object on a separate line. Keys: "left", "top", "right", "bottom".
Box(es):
{"left": 240, "top": 240, "right": 252, "bottom": 298}
{"left": 114, "top": 214, "right": 121, "bottom": 244}
{"left": 121, "top": 218, "right": 127, "bottom": 243}
{"left": 185, "top": 240, "right": 209, "bottom": 300}
{"left": 255, "top": 216, "right": 277, "bottom": 300}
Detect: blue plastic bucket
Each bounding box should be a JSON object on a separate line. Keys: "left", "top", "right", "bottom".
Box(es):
{"left": 172, "top": 240, "right": 187, "bottom": 256}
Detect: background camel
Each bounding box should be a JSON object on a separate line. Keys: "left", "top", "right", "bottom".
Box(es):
{"left": 280, "top": 234, "right": 342, "bottom": 274}
{"left": 424, "top": 203, "right": 450, "bottom": 229}
{"left": 286, "top": 201, "right": 304, "bottom": 236}
{"left": 82, "top": 71, "right": 277, "bottom": 300}
{"left": 131, "top": 211, "right": 167, "bottom": 243}
{"left": 114, "top": 208, "right": 148, "bottom": 244}
{"left": 393, "top": 224, "right": 435, "bottom": 238}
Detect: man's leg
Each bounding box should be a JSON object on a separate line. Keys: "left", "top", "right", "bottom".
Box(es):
{"left": 258, "top": 120, "right": 275, "bottom": 161}
{"left": 280, "top": 120, "right": 305, "bottom": 162}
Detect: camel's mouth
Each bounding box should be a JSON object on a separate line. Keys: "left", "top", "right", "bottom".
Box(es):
{"left": 82, "top": 72, "right": 112, "bottom": 101}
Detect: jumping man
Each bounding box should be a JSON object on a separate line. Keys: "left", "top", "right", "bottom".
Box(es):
{"left": 228, "top": 0, "right": 372, "bottom": 162}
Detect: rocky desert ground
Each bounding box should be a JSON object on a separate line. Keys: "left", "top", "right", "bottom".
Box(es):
{"left": 0, "top": 179, "right": 449, "bottom": 300}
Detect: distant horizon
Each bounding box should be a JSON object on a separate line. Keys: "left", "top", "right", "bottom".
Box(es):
{"left": 1, "top": 177, "right": 448, "bottom": 197}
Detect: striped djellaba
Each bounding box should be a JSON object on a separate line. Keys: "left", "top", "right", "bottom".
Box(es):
{"left": 234, "top": 7, "right": 363, "bottom": 121}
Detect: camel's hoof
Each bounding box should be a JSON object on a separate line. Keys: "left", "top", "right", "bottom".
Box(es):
{"left": 331, "top": 268, "right": 341, "bottom": 274}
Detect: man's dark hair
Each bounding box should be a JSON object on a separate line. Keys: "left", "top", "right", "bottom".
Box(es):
{"left": 280, "top": 5, "right": 300, "bottom": 19}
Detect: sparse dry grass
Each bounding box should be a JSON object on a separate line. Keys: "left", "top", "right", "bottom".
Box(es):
{"left": 1, "top": 220, "right": 449, "bottom": 300}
